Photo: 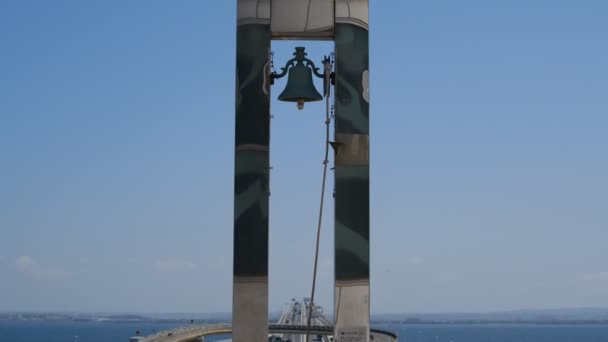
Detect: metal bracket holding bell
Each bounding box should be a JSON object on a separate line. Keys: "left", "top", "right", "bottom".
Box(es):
{"left": 270, "top": 47, "right": 334, "bottom": 110}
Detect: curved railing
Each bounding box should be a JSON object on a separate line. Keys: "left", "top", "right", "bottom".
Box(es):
{"left": 140, "top": 323, "right": 397, "bottom": 342}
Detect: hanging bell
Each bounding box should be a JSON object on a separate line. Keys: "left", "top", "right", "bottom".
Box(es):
{"left": 277, "top": 61, "right": 323, "bottom": 110}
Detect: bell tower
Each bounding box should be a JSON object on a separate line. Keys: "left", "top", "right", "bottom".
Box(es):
{"left": 233, "top": 1, "right": 370, "bottom": 341}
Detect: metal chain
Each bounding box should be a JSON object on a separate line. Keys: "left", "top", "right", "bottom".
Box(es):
{"left": 270, "top": 51, "right": 276, "bottom": 74}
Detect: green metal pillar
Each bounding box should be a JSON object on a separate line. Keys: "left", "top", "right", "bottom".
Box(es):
{"left": 233, "top": 7, "right": 271, "bottom": 341}
{"left": 333, "top": 2, "right": 370, "bottom": 340}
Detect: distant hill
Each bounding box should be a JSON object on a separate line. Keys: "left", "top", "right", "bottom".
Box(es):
{"left": 3, "top": 308, "right": 608, "bottom": 324}
{"left": 371, "top": 308, "right": 608, "bottom": 323}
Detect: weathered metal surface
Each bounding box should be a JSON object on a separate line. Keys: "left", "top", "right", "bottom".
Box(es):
{"left": 271, "top": 0, "right": 334, "bottom": 39}
{"left": 333, "top": 1, "right": 370, "bottom": 340}
{"left": 237, "top": 0, "right": 270, "bottom": 25}
{"left": 336, "top": 0, "right": 369, "bottom": 29}
{"left": 233, "top": 1, "right": 271, "bottom": 340}
{"left": 334, "top": 133, "right": 369, "bottom": 166}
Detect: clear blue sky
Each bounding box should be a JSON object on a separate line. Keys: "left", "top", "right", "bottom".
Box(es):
{"left": 1, "top": 0, "right": 607, "bottom": 314}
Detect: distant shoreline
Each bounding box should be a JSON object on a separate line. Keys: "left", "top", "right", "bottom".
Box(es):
{"left": 3, "top": 307, "right": 608, "bottom": 326}
{"left": 372, "top": 320, "right": 608, "bottom": 325}
{"left": 2, "top": 317, "right": 608, "bottom": 326}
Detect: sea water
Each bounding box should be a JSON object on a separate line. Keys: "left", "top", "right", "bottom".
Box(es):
{"left": 1, "top": 321, "right": 608, "bottom": 342}
{"left": 377, "top": 323, "right": 608, "bottom": 342}
{"left": 0, "top": 321, "right": 229, "bottom": 342}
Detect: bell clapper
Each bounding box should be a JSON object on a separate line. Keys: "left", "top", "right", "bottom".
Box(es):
{"left": 297, "top": 99, "right": 304, "bottom": 110}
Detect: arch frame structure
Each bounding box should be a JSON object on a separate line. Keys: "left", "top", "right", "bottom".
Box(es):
{"left": 234, "top": 1, "right": 370, "bottom": 341}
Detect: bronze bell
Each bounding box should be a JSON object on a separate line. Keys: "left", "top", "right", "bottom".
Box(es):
{"left": 277, "top": 53, "right": 323, "bottom": 110}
